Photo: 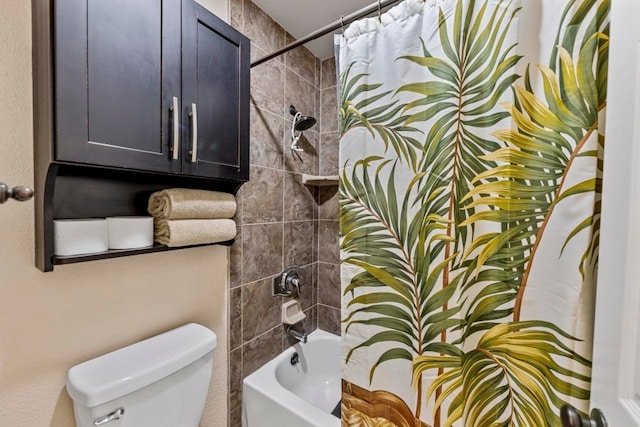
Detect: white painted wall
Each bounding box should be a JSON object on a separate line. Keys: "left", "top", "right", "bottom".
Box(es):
{"left": 0, "top": 1, "right": 230, "bottom": 425}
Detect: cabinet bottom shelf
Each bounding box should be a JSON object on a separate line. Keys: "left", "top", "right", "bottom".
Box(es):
{"left": 52, "top": 241, "right": 233, "bottom": 265}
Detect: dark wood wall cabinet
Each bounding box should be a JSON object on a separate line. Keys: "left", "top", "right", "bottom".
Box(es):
{"left": 32, "top": 0, "right": 250, "bottom": 272}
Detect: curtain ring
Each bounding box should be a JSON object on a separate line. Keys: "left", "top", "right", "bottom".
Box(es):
{"left": 378, "top": 0, "right": 382, "bottom": 22}
{"left": 341, "top": 15, "right": 345, "bottom": 36}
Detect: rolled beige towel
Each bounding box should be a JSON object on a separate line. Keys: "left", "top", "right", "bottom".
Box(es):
{"left": 154, "top": 218, "right": 237, "bottom": 247}
{"left": 148, "top": 189, "right": 236, "bottom": 219}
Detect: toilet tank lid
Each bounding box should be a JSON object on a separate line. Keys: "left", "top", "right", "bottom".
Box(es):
{"left": 66, "top": 323, "right": 217, "bottom": 408}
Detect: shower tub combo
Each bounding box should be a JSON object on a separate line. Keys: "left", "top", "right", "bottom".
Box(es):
{"left": 242, "top": 329, "right": 341, "bottom": 427}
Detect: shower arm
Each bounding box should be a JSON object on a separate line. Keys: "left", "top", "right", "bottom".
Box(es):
{"left": 251, "top": 0, "right": 412, "bottom": 68}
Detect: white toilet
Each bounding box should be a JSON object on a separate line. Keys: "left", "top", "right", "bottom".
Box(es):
{"left": 66, "top": 323, "right": 217, "bottom": 427}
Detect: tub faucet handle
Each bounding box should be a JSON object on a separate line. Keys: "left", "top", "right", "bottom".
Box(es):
{"left": 289, "top": 275, "right": 300, "bottom": 296}
{"left": 273, "top": 266, "right": 302, "bottom": 297}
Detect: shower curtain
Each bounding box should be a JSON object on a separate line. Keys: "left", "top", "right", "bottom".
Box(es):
{"left": 338, "top": 0, "right": 609, "bottom": 426}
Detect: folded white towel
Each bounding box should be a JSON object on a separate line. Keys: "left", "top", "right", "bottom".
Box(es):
{"left": 154, "top": 218, "right": 237, "bottom": 247}
{"left": 148, "top": 189, "right": 236, "bottom": 220}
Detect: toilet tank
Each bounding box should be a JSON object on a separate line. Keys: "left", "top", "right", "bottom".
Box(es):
{"left": 67, "top": 323, "right": 217, "bottom": 427}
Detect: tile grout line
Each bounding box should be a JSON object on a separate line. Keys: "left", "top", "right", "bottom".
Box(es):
{"left": 319, "top": 58, "right": 323, "bottom": 315}
{"left": 241, "top": 299, "right": 317, "bottom": 353}
{"left": 231, "top": 269, "right": 291, "bottom": 290}
{"left": 248, "top": 13, "right": 329, "bottom": 90}
{"left": 318, "top": 302, "right": 340, "bottom": 308}
{"left": 279, "top": 44, "right": 321, "bottom": 89}
{"left": 247, "top": 164, "right": 319, "bottom": 179}
{"left": 251, "top": 49, "right": 321, "bottom": 108}
{"left": 317, "top": 60, "right": 323, "bottom": 324}
{"left": 250, "top": 105, "right": 322, "bottom": 136}
{"left": 241, "top": 219, "right": 314, "bottom": 227}
{"left": 250, "top": 55, "right": 322, "bottom": 126}
{"left": 281, "top": 27, "right": 287, "bottom": 295}
{"left": 241, "top": 321, "right": 282, "bottom": 348}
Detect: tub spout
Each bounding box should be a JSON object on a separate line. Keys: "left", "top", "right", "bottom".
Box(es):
{"left": 287, "top": 325, "right": 308, "bottom": 344}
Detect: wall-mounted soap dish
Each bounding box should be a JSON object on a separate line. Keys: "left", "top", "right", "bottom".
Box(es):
{"left": 282, "top": 300, "right": 306, "bottom": 325}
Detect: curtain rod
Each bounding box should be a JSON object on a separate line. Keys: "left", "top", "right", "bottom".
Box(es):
{"left": 250, "top": 0, "right": 404, "bottom": 68}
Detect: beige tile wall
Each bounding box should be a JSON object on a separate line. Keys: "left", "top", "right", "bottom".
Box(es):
{"left": 227, "top": 1, "right": 341, "bottom": 426}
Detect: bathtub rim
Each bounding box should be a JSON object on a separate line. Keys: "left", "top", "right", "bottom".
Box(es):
{"left": 242, "top": 329, "right": 341, "bottom": 426}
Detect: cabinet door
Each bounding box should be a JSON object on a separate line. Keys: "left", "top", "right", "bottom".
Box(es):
{"left": 54, "top": 0, "right": 182, "bottom": 173}
{"left": 181, "top": 0, "right": 250, "bottom": 181}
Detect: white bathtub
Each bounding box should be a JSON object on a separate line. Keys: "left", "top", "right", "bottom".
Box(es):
{"left": 242, "top": 329, "right": 341, "bottom": 427}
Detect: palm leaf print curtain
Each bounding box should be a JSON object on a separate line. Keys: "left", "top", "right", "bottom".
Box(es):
{"left": 338, "top": 0, "right": 609, "bottom": 426}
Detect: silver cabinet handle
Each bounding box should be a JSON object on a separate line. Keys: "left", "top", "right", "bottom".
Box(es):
{"left": 171, "top": 96, "right": 180, "bottom": 161}
{"left": 190, "top": 103, "right": 198, "bottom": 163}
{"left": 94, "top": 407, "right": 125, "bottom": 426}
{"left": 0, "top": 182, "right": 34, "bottom": 204}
